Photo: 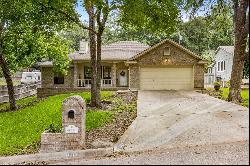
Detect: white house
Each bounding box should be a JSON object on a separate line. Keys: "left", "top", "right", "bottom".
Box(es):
{"left": 205, "top": 46, "right": 249, "bottom": 87}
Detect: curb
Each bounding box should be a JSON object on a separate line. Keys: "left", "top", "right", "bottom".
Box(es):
{"left": 0, "top": 147, "right": 114, "bottom": 165}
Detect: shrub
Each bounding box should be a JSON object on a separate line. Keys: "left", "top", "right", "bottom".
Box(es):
{"left": 225, "top": 81, "right": 230, "bottom": 88}
{"left": 213, "top": 81, "right": 221, "bottom": 86}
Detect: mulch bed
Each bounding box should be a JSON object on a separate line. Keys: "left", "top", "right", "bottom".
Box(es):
{"left": 86, "top": 91, "right": 137, "bottom": 149}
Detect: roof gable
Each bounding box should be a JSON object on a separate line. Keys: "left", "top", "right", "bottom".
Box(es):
{"left": 215, "top": 46, "right": 234, "bottom": 56}
{"left": 129, "top": 39, "right": 203, "bottom": 61}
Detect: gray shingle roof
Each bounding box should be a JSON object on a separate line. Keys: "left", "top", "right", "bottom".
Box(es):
{"left": 70, "top": 41, "right": 149, "bottom": 61}
{"left": 218, "top": 46, "right": 234, "bottom": 55}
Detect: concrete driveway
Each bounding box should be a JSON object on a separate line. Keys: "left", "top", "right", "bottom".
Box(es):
{"left": 114, "top": 90, "right": 249, "bottom": 153}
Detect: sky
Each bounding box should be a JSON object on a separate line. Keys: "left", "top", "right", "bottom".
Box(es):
{"left": 75, "top": 1, "right": 88, "bottom": 22}
{"left": 75, "top": 0, "right": 212, "bottom": 23}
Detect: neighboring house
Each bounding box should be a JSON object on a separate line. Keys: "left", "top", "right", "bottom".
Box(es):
{"left": 38, "top": 39, "right": 207, "bottom": 98}
{"left": 205, "top": 46, "right": 234, "bottom": 86}
{"left": 205, "top": 46, "right": 249, "bottom": 87}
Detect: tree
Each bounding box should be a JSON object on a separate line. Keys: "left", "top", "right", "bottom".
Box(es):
{"left": 228, "top": 0, "right": 249, "bottom": 102}
{"left": 60, "top": 25, "right": 88, "bottom": 51}
{"left": 0, "top": 0, "right": 74, "bottom": 110}
{"left": 79, "top": 0, "right": 181, "bottom": 107}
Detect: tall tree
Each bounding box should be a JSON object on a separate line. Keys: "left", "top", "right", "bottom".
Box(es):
{"left": 228, "top": 0, "right": 249, "bottom": 102}
{"left": 0, "top": 0, "right": 74, "bottom": 110}
{"left": 81, "top": 0, "right": 181, "bottom": 107}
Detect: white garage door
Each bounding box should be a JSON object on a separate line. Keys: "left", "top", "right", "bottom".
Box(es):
{"left": 140, "top": 67, "right": 194, "bottom": 90}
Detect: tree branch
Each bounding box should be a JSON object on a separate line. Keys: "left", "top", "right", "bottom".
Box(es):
{"left": 101, "top": 0, "right": 109, "bottom": 26}
{"left": 33, "top": 0, "right": 97, "bottom": 34}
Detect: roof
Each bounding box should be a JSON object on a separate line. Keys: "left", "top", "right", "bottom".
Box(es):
{"left": 129, "top": 39, "right": 203, "bottom": 61}
{"left": 70, "top": 41, "right": 149, "bottom": 61}
{"left": 216, "top": 46, "right": 234, "bottom": 55}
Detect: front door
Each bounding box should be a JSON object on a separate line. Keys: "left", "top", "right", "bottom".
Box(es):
{"left": 119, "top": 70, "right": 128, "bottom": 86}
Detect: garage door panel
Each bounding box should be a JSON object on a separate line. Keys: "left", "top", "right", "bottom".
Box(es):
{"left": 140, "top": 67, "right": 193, "bottom": 90}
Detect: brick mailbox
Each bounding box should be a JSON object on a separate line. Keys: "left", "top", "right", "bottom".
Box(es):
{"left": 40, "top": 95, "right": 86, "bottom": 152}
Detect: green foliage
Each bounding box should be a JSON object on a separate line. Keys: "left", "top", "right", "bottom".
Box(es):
{"left": 220, "top": 88, "right": 249, "bottom": 107}
{"left": 170, "top": 3, "right": 234, "bottom": 55}
{"left": 0, "top": 91, "right": 114, "bottom": 156}
{"left": 59, "top": 24, "right": 89, "bottom": 51}
{"left": 225, "top": 80, "right": 230, "bottom": 88}
{"left": 0, "top": 96, "right": 37, "bottom": 111}
{"left": 46, "top": 123, "right": 62, "bottom": 133}
{"left": 86, "top": 111, "right": 114, "bottom": 131}
{"left": 117, "top": 0, "right": 180, "bottom": 35}
{"left": 213, "top": 81, "right": 221, "bottom": 86}
{"left": 0, "top": 0, "right": 78, "bottom": 75}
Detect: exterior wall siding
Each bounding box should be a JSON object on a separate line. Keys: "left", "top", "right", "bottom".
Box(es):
{"left": 212, "top": 49, "right": 234, "bottom": 81}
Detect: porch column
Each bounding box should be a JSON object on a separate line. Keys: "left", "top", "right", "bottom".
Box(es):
{"left": 111, "top": 63, "right": 117, "bottom": 87}
{"left": 73, "top": 62, "right": 78, "bottom": 88}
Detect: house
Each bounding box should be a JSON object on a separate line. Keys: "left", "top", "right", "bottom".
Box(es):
{"left": 37, "top": 39, "right": 207, "bottom": 98}
{"left": 205, "top": 46, "right": 234, "bottom": 86}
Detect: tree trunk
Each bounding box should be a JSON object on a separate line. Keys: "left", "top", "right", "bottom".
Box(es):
{"left": 96, "top": 32, "right": 102, "bottom": 108}
{"left": 0, "top": 51, "right": 17, "bottom": 110}
{"left": 87, "top": 4, "right": 98, "bottom": 107}
{"left": 228, "top": 0, "right": 249, "bottom": 102}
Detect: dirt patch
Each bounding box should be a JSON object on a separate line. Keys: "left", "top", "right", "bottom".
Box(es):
{"left": 86, "top": 91, "right": 137, "bottom": 149}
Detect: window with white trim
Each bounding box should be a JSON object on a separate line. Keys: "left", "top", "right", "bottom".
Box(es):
{"left": 217, "top": 61, "right": 225, "bottom": 71}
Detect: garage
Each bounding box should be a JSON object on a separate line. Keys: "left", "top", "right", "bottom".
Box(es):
{"left": 140, "top": 67, "right": 194, "bottom": 90}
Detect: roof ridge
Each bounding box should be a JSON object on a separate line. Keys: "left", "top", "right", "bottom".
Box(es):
{"left": 129, "top": 39, "right": 203, "bottom": 61}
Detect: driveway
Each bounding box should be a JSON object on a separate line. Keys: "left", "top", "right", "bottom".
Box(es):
{"left": 114, "top": 90, "right": 249, "bottom": 153}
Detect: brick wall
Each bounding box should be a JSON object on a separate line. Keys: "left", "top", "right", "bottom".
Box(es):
{"left": 37, "top": 87, "right": 129, "bottom": 98}
{"left": 41, "top": 66, "right": 74, "bottom": 88}
{"left": 129, "top": 42, "right": 205, "bottom": 89}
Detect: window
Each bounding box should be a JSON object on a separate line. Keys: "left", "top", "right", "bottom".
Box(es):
{"left": 84, "top": 66, "right": 92, "bottom": 79}
{"left": 164, "top": 47, "right": 170, "bottom": 56}
{"left": 217, "top": 61, "right": 226, "bottom": 72}
{"left": 217, "top": 62, "right": 220, "bottom": 71}
{"left": 208, "top": 68, "right": 212, "bottom": 73}
{"left": 221, "top": 61, "right": 224, "bottom": 71}
{"left": 54, "top": 74, "right": 64, "bottom": 84}
{"left": 102, "top": 66, "right": 111, "bottom": 79}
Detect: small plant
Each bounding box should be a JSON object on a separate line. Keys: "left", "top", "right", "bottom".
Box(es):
{"left": 225, "top": 81, "right": 230, "bottom": 88}
{"left": 213, "top": 81, "right": 221, "bottom": 91}
{"left": 46, "top": 123, "right": 62, "bottom": 133}
{"left": 213, "top": 81, "right": 221, "bottom": 86}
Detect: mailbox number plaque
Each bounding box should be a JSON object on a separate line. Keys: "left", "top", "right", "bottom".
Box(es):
{"left": 65, "top": 125, "right": 79, "bottom": 133}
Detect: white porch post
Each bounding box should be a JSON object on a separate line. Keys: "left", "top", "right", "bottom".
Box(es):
{"left": 73, "top": 62, "right": 78, "bottom": 88}
{"left": 112, "top": 63, "right": 117, "bottom": 87}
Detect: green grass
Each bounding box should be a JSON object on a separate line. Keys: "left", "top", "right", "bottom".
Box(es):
{"left": 207, "top": 87, "right": 249, "bottom": 107}
{"left": 0, "top": 80, "right": 21, "bottom": 86}
{"left": 0, "top": 96, "right": 37, "bottom": 111}
{"left": 0, "top": 91, "right": 114, "bottom": 156}
{"left": 220, "top": 88, "right": 249, "bottom": 107}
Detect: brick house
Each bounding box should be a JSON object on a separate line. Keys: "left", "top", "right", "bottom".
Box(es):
{"left": 38, "top": 39, "right": 207, "bottom": 97}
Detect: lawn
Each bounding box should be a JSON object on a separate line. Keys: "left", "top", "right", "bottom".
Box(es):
{"left": 0, "top": 91, "right": 114, "bottom": 156}
{"left": 220, "top": 88, "right": 249, "bottom": 107}
{"left": 206, "top": 87, "right": 249, "bottom": 107}
{"left": 0, "top": 80, "right": 21, "bottom": 86}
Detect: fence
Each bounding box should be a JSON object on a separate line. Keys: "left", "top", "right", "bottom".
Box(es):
{"left": 0, "top": 82, "right": 41, "bottom": 104}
